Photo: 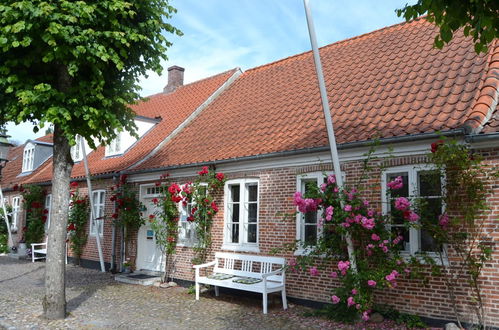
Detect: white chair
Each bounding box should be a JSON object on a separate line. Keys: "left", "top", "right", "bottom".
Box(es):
{"left": 31, "top": 240, "right": 68, "bottom": 264}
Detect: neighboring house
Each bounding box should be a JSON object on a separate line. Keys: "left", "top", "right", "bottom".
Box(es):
{"left": 1, "top": 17, "right": 498, "bottom": 326}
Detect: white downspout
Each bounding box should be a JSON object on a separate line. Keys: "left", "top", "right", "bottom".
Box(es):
{"left": 0, "top": 186, "right": 13, "bottom": 248}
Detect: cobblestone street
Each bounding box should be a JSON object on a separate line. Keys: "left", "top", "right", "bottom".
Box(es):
{"left": 0, "top": 256, "right": 412, "bottom": 329}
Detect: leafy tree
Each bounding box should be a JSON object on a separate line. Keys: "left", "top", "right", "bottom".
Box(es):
{"left": 0, "top": 0, "right": 180, "bottom": 319}
{"left": 397, "top": 0, "right": 498, "bottom": 54}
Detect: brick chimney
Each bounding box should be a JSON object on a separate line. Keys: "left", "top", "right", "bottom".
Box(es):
{"left": 163, "top": 65, "right": 184, "bottom": 93}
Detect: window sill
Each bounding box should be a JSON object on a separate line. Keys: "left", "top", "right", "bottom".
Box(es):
{"left": 400, "top": 251, "right": 449, "bottom": 266}
{"left": 221, "top": 244, "right": 260, "bottom": 253}
{"left": 294, "top": 248, "right": 316, "bottom": 256}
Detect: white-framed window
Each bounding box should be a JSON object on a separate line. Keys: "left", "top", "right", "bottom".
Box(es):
{"left": 44, "top": 194, "right": 52, "bottom": 232}
{"left": 90, "top": 190, "right": 105, "bottom": 236}
{"left": 223, "top": 178, "right": 259, "bottom": 252}
{"left": 105, "top": 132, "right": 122, "bottom": 156}
{"left": 382, "top": 165, "right": 443, "bottom": 255}
{"left": 178, "top": 184, "right": 207, "bottom": 247}
{"left": 22, "top": 145, "right": 35, "bottom": 172}
{"left": 71, "top": 135, "right": 84, "bottom": 162}
{"left": 11, "top": 196, "right": 21, "bottom": 231}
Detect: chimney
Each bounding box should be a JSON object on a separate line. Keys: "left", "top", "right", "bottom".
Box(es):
{"left": 163, "top": 65, "right": 184, "bottom": 93}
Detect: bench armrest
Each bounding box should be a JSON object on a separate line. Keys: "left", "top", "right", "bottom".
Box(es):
{"left": 261, "top": 267, "right": 284, "bottom": 278}
{"left": 192, "top": 260, "right": 216, "bottom": 269}
{"left": 31, "top": 243, "right": 47, "bottom": 248}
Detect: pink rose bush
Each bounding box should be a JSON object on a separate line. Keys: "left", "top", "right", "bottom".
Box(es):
{"left": 290, "top": 169, "right": 425, "bottom": 322}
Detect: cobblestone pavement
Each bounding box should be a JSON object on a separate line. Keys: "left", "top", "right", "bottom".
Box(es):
{"left": 0, "top": 256, "right": 414, "bottom": 329}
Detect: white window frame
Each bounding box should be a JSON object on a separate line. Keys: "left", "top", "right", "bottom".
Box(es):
{"left": 222, "top": 178, "right": 260, "bottom": 253}
{"left": 105, "top": 132, "right": 122, "bottom": 156}
{"left": 90, "top": 190, "right": 106, "bottom": 236}
{"left": 71, "top": 135, "right": 84, "bottom": 162}
{"left": 177, "top": 183, "right": 207, "bottom": 247}
{"left": 44, "top": 194, "right": 52, "bottom": 232}
{"left": 11, "top": 196, "right": 21, "bottom": 231}
{"left": 381, "top": 164, "right": 445, "bottom": 256}
{"left": 22, "top": 145, "right": 35, "bottom": 172}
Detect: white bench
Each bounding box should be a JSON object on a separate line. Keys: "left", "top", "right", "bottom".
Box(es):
{"left": 31, "top": 241, "right": 68, "bottom": 264}
{"left": 193, "top": 252, "right": 287, "bottom": 314}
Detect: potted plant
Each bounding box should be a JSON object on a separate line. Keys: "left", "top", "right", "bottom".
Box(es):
{"left": 123, "top": 259, "right": 133, "bottom": 273}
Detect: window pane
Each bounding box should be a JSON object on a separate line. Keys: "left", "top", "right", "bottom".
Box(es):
{"left": 230, "top": 185, "right": 240, "bottom": 202}
{"left": 387, "top": 172, "right": 409, "bottom": 197}
{"left": 247, "top": 224, "right": 257, "bottom": 243}
{"left": 419, "top": 170, "right": 441, "bottom": 196}
{"left": 231, "top": 224, "right": 239, "bottom": 243}
{"left": 248, "top": 203, "right": 257, "bottom": 223}
{"left": 392, "top": 226, "right": 410, "bottom": 252}
{"left": 304, "top": 211, "right": 317, "bottom": 224}
{"left": 231, "top": 204, "right": 240, "bottom": 223}
{"left": 304, "top": 225, "right": 317, "bottom": 245}
{"left": 248, "top": 184, "right": 257, "bottom": 202}
{"left": 421, "top": 229, "right": 440, "bottom": 252}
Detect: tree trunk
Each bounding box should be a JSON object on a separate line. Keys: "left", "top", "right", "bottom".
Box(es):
{"left": 43, "top": 125, "right": 73, "bottom": 319}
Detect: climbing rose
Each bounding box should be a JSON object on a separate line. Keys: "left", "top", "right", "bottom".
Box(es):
{"left": 439, "top": 213, "right": 450, "bottom": 229}
{"left": 431, "top": 140, "right": 444, "bottom": 153}
{"left": 394, "top": 197, "right": 411, "bottom": 211}
{"left": 211, "top": 201, "right": 219, "bottom": 213}
{"left": 152, "top": 198, "right": 158, "bottom": 204}
{"left": 407, "top": 211, "right": 420, "bottom": 222}
{"left": 331, "top": 295, "right": 340, "bottom": 304}
{"left": 293, "top": 192, "right": 319, "bottom": 213}
{"left": 338, "top": 260, "right": 350, "bottom": 275}
{"left": 309, "top": 266, "right": 319, "bottom": 276}
{"left": 41, "top": 215, "right": 47, "bottom": 224}
{"left": 351, "top": 289, "right": 357, "bottom": 295}
{"left": 362, "top": 311, "right": 370, "bottom": 321}
{"left": 67, "top": 223, "right": 76, "bottom": 231}
{"left": 371, "top": 233, "right": 380, "bottom": 241}
{"left": 361, "top": 217, "right": 375, "bottom": 230}
{"left": 368, "top": 280, "right": 377, "bottom": 287}
{"left": 330, "top": 271, "right": 338, "bottom": 278}
{"left": 325, "top": 206, "right": 334, "bottom": 221}
{"left": 347, "top": 296, "right": 355, "bottom": 307}
{"left": 387, "top": 176, "right": 404, "bottom": 190}
{"left": 70, "top": 181, "right": 78, "bottom": 188}
{"left": 111, "top": 213, "right": 118, "bottom": 219}
{"left": 168, "top": 183, "right": 181, "bottom": 194}
{"left": 287, "top": 258, "right": 297, "bottom": 267}
{"left": 344, "top": 204, "right": 352, "bottom": 212}
{"left": 215, "top": 173, "right": 225, "bottom": 181}
{"left": 186, "top": 215, "right": 195, "bottom": 222}
{"left": 320, "top": 183, "right": 327, "bottom": 191}
{"left": 327, "top": 174, "right": 336, "bottom": 185}
{"left": 198, "top": 166, "right": 209, "bottom": 175}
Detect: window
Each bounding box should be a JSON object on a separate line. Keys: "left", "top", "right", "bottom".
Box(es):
{"left": 90, "top": 190, "right": 105, "bottom": 236}
{"left": 223, "top": 179, "right": 259, "bottom": 251}
{"left": 71, "top": 135, "right": 84, "bottom": 162}
{"left": 382, "top": 165, "right": 443, "bottom": 254}
{"left": 11, "top": 196, "right": 21, "bottom": 231}
{"left": 178, "top": 185, "right": 206, "bottom": 247}
{"left": 105, "top": 132, "right": 122, "bottom": 156}
{"left": 22, "top": 145, "right": 35, "bottom": 172}
{"left": 44, "top": 194, "right": 52, "bottom": 232}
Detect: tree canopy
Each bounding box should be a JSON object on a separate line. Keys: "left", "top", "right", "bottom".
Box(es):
{"left": 397, "top": 0, "right": 498, "bottom": 54}
{"left": 0, "top": 0, "right": 181, "bottom": 145}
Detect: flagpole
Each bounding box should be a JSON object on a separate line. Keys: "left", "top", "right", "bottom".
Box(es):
{"left": 80, "top": 139, "right": 105, "bottom": 272}
{"left": 303, "top": 0, "right": 357, "bottom": 271}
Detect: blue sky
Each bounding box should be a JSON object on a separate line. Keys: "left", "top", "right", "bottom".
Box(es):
{"left": 6, "top": 0, "right": 414, "bottom": 143}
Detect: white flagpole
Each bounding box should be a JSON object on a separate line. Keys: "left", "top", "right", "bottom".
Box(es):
{"left": 0, "top": 186, "right": 13, "bottom": 248}
{"left": 303, "top": 0, "right": 357, "bottom": 271}
{"left": 80, "top": 139, "right": 105, "bottom": 272}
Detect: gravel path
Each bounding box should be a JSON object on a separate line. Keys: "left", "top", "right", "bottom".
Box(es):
{"left": 0, "top": 256, "right": 415, "bottom": 329}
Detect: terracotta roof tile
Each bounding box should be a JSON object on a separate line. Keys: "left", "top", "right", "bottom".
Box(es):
{"left": 19, "top": 69, "right": 238, "bottom": 184}
{"left": 135, "top": 19, "right": 496, "bottom": 171}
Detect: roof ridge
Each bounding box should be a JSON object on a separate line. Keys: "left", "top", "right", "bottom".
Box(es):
{"left": 245, "top": 17, "right": 425, "bottom": 74}
{"left": 140, "top": 67, "right": 240, "bottom": 99}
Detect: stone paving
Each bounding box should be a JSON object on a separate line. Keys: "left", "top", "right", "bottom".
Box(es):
{"left": 0, "top": 256, "right": 414, "bottom": 329}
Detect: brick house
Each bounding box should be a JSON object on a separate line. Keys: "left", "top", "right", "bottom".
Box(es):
{"left": 2, "top": 18, "right": 498, "bottom": 325}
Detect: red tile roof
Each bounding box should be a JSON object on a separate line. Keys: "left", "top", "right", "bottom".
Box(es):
{"left": 20, "top": 68, "right": 238, "bottom": 184}
{"left": 135, "top": 19, "right": 498, "bottom": 171}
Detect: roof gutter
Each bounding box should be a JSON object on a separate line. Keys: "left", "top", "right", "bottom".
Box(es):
{"left": 465, "top": 132, "right": 499, "bottom": 144}
{"left": 124, "top": 129, "right": 467, "bottom": 176}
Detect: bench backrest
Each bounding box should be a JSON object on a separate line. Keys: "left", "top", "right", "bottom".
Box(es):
{"left": 213, "top": 252, "right": 285, "bottom": 283}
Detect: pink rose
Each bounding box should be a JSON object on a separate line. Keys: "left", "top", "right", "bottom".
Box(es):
{"left": 387, "top": 176, "right": 404, "bottom": 190}
{"left": 371, "top": 233, "right": 380, "bottom": 241}
{"left": 367, "top": 280, "right": 377, "bottom": 287}
{"left": 394, "top": 197, "right": 411, "bottom": 211}
{"left": 347, "top": 296, "right": 355, "bottom": 307}
{"left": 309, "top": 266, "right": 319, "bottom": 276}
{"left": 344, "top": 204, "right": 352, "bottom": 212}
{"left": 331, "top": 295, "right": 340, "bottom": 304}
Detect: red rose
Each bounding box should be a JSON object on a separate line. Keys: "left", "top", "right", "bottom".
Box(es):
{"left": 111, "top": 213, "right": 119, "bottom": 219}
{"left": 168, "top": 183, "right": 181, "bottom": 195}
{"left": 431, "top": 140, "right": 444, "bottom": 153}
{"left": 211, "top": 201, "right": 219, "bottom": 213}
{"left": 182, "top": 200, "right": 188, "bottom": 207}
{"left": 187, "top": 215, "right": 195, "bottom": 222}
{"left": 41, "top": 215, "right": 47, "bottom": 223}
{"left": 12, "top": 184, "right": 19, "bottom": 191}
{"left": 171, "top": 195, "right": 182, "bottom": 203}
{"left": 31, "top": 201, "right": 42, "bottom": 208}
{"left": 70, "top": 181, "right": 79, "bottom": 188}
{"left": 120, "top": 174, "right": 128, "bottom": 183}
{"left": 167, "top": 236, "right": 175, "bottom": 242}
{"left": 197, "top": 166, "right": 209, "bottom": 176}
{"left": 43, "top": 209, "right": 49, "bottom": 214}
{"left": 215, "top": 173, "right": 225, "bottom": 181}
{"left": 191, "top": 207, "right": 198, "bottom": 214}
{"left": 67, "top": 223, "right": 76, "bottom": 231}
{"left": 149, "top": 214, "right": 155, "bottom": 219}
{"left": 152, "top": 198, "right": 158, "bottom": 204}
{"left": 110, "top": 195, "right": 117, "bottom": 202}
{"left": 160, "top": 172, "right": 170, "bottom": 179}
{"left": 155, "top": 182, "right": 161, "bottom": 187}
{"left": 22, "top": 226, "right": 27, "bottom": 232}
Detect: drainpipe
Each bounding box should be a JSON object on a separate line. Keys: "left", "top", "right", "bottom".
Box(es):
{"left": 110, "top": 174, "right": 118, "bottom": 273}
{"left": 119, "top": 171, "right": 125, "bottom": 273}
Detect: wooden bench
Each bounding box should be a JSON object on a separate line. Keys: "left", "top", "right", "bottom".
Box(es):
{"left": 193, "top": 252, "right": 287, "bottom": 314}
